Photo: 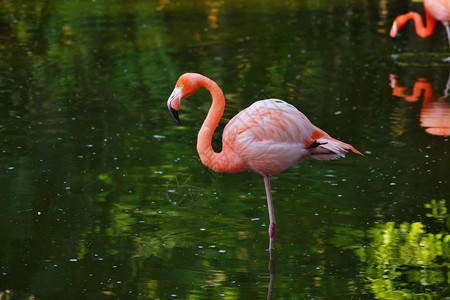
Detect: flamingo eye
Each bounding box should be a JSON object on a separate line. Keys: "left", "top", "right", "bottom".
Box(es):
{"left": 179, "top": 84, "right": 184, "bottom": 88}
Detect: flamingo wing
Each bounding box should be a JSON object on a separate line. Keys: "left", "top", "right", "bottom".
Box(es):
{"left": 220, "top": 100, "right": 314, "bottom": 174}
{"left": 222, "top": 99, "right": 360, "bottom": 175}
{"left": 424, "top": 0, "right": 450, "bottom": 23}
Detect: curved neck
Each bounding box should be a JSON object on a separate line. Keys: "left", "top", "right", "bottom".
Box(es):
{"left": 195, "top": 76, "right": 226, "bottom": 171}
{"left": 194, "top": 74, "right": 246, "bottom": 173}
{"left": 396, "top": 10, "right": 437, "bottom": 38}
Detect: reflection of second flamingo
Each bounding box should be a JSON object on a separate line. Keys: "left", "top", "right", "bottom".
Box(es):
{"left": 389, "top": 73, "right": 450, "bottom": 136}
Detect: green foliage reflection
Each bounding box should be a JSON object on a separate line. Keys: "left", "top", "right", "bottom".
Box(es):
{"left": 356, "top": 200, "right": 449, "bottom": 299}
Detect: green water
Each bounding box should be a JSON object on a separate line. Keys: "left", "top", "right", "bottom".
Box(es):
{"left": 0, "top": 0, "right": 448, "bottom": 299}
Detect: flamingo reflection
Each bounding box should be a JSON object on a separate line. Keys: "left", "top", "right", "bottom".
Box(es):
{"left": 389, "top": 74, "right": 450, "bottom": 136}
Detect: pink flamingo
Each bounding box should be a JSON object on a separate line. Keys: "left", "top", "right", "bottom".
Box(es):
{"left": 390, "top": 0, "right": 450, "bottom": 48}
{"left": 167, "top": 73, "right": 362, "bottom": 250}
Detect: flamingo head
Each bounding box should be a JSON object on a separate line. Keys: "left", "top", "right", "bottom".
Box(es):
{"left": 390, "top": 13, "right": 413, "bottom": 43}
{"left": 167, "top": 73, "right": 202, "bottom": 124}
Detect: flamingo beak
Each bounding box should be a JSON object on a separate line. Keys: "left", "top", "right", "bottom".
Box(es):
{"left": 167, "top": 86, "right": 182, "bottom": 124}
{"left": 390, "top": 21, "right": 398, "bottom": 44}
{"left": 169, "top": 106, "right": 180, "bottom": 124}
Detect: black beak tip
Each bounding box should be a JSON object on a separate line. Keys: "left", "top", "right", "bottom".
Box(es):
{"left": 390, "top": 36, "right": 396, "bottom": 44}
{"left": 168, "top": 106, "right": 180, "bottom": 124}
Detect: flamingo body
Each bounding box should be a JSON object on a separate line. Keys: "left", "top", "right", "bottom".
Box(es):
{"left": 167, "top": 73, "right": 361, "bottom": 249}
{"left": 425, "top": 0, "right": 450, "bottom": 24}
{"left": 222, "top": 99, "right": 358, "bottom": 175}
{"left": 390, "top": 0, "right": 450, "bottom": 46}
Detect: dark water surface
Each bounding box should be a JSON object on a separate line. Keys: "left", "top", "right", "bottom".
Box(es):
{"left": 0, "top": 0, "right": 449, "bottom": 299}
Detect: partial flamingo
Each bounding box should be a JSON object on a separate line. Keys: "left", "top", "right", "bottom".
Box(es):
{"left": 167, "top": 73, "right": 362, "bottom": 250}
{"left": 390, "top": 0, "right": 450, "bottom": 48}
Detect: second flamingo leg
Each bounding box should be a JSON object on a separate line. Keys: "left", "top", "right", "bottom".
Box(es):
{"left": 445, "top": 24, "right": 450, "bottom": 49}
{"left": 264, "top": 175, "right": 276, "bottom": 250}
{"left": 444, "top": 24, "right": 450, "bottom": 62}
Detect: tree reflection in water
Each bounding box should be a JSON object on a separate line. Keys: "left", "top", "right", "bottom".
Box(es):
{"left": 355, "top": 199, "right": 449, "bottom": 299}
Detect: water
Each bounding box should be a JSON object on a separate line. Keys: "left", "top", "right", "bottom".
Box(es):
{"left": 0, "top": 0, "right": 449, "bottom": 299}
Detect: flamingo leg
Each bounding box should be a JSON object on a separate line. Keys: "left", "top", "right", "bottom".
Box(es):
{"left": 445, "top": 25, "right": 450, "bottom": 50}
{"left": 444, "top": 25, "right": 450, "bottom": 62}
{"left": 264, "top": 175, "right": 276, "bottom": 250}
